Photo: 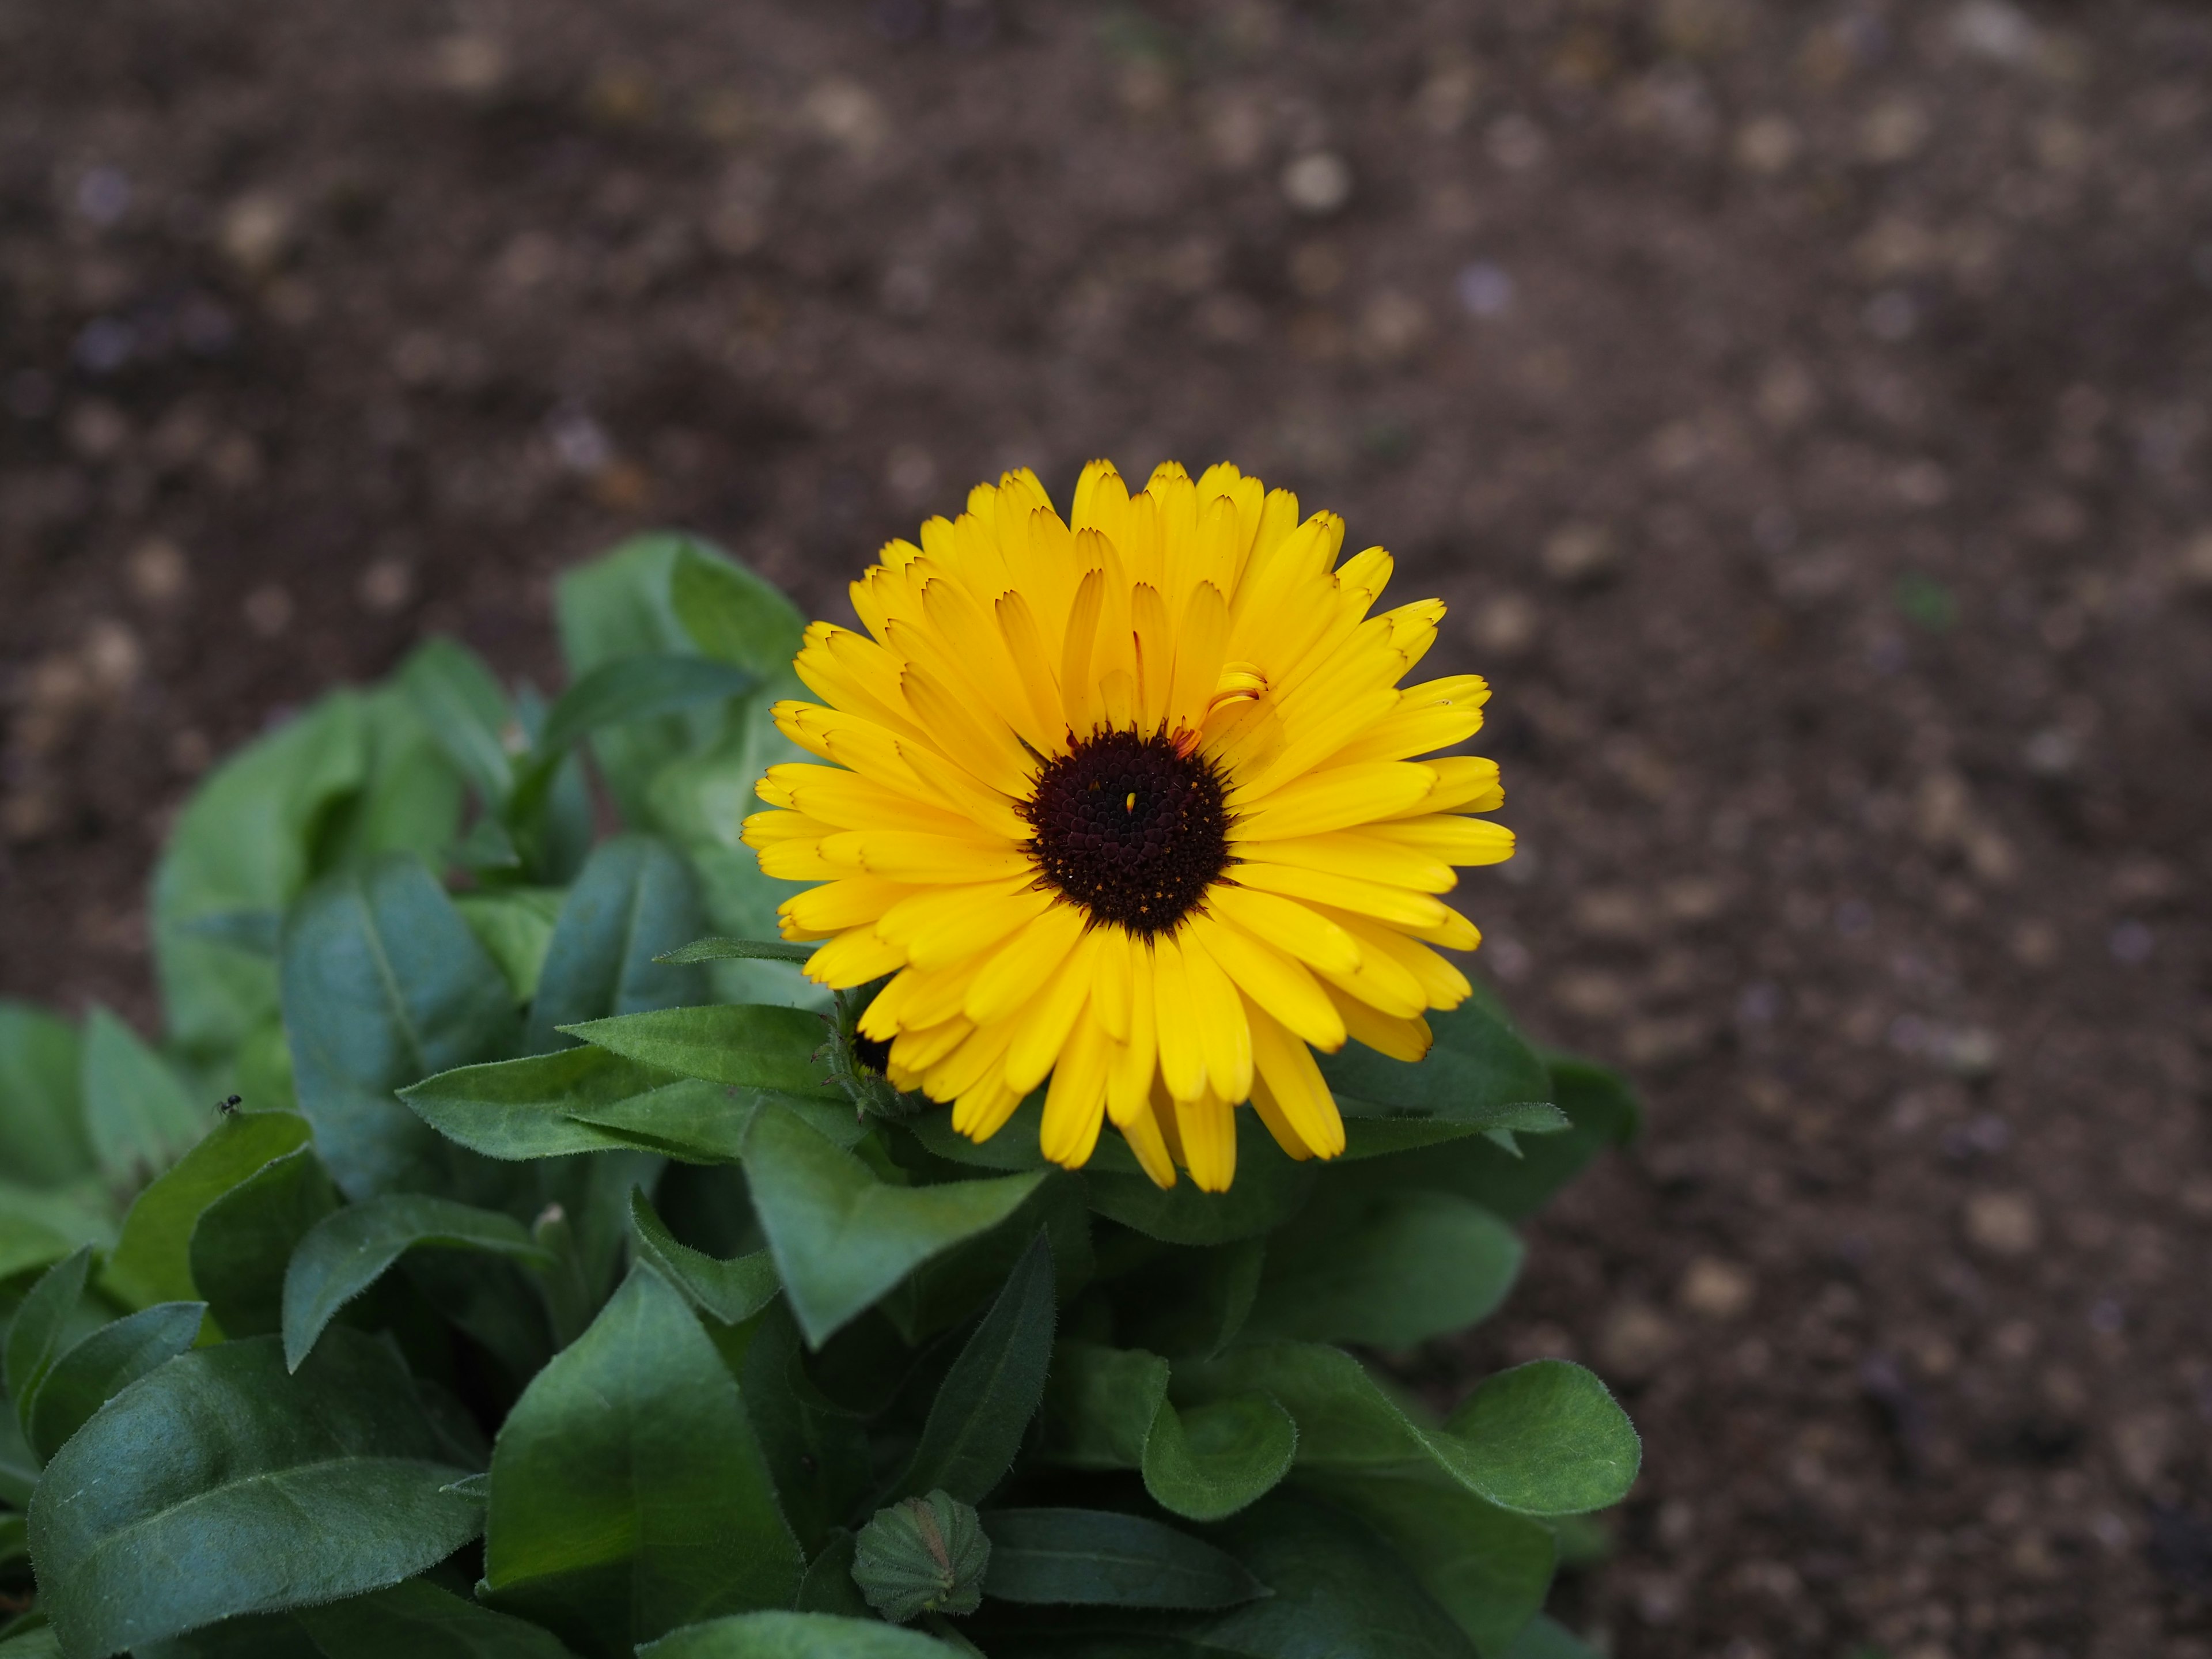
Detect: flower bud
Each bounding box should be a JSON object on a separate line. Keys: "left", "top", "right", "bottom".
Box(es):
{"left": 850, "top": 1488, "right": 990, "bottom": 1623}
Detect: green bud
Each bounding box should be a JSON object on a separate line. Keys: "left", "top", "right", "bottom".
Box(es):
{"left": 850, "top": 1489, "right": 991, "bottom": 1623}
{"left": 825, "top": 981, "right": 923, "bottom": 1121}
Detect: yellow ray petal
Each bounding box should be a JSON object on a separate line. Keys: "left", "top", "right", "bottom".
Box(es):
{"left": 1149, "top": 934, "right": 1209, "bottom": 1103}
{"left": 1228, "top": 761, "right": 1438, "bottom": 839}
{"left": 1006, "top": 929, "right": 1101, "bottom": 1095}
{"left": 1321, "top": 983, "right": 1434, "bottom": 1062}
{"left": 1175, "top": 1090, "right": 1237, "bottom": 1192}
{"left": 1166, "top": 579, "right": 1230, "bottom": 741}
{"left": 1203, "top": 883, "right": 1363, "bottom": 976}
{"left": 900, "top": 663, "right": 1035, "bottom": 798}
{"left": 994, "top": 589, "right": 1070, "bottom": 750}
{"left": 1059, "top": 564, "right": 1105, "bottom": 737}
{"left": 1361, "top": 814, "right": 1516, "bottom": 867}
{"left": 1246, "top": 1072, "right": 1317, "bottom": 1162}
{"left": 880, "top": 880, "right": 1056, "bottom": 971}
{"left": 1130, "top": 582, "right": 1175, "bottom": 733}
{"left": 1105, "top": 944, "right": 1157, "bottom": 1125}
{"left": 1378, "top": 755, "right": 1504, "bottom": 820}
{"left": 935, "top": 1019, "right": 1017, "bottom": 1105}
{"left": 805, "top": 926, "right": 906, "bottom": 989}
{"left": 821, "top": 830, "right": 1032, "bottom": 884}
{"left": 1092, "top": 925, "right": 1134, "bottom": 1043}
{"left": 780, "top": 874, "right": 914, "bottom": 934}
{"left": 1188, "top": 912, "right": 1345, "bottom": 1050}
{"left": 1040, "top": 1014, "right": 1111, "bottom": 1168}
{"left": 1246, "top": 999, "right": 1347, "bottom": 1157}
{"left": 1228, "top": 830, "right": 1456, "bottom": 895}
{"left": 955, "top": 1075, "right": 1028, "bottom": 1143}
{"left": 1177, "top": 923, "right": 1254, "bottom": 1102}
{"left": 1321, "top": 909, "right": 1474, "bottom": 1009}
{"left": 964, "top": 902, "right": 1087, "bottom": 1025}
{"left": 889, "top": 1015, "right": 972, "bottom": 1074}
{"left": 1230, "top": 861, "right": 1451, "bottom": 931}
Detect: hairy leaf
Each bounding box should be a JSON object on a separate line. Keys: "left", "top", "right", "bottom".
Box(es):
{"left": 637, "top": 1611, "right": 951, "bottom": 1658}
{"left": 524, "top": 836, "right": 708, "bottom": 1054}
{"left": 188, "top": 1147, "right": 342, "bottom": 1339}
{"left": 557, "top": 1005, "right": 836, "bottom": 1097}
{"left": 29, "top": 1301, "right": 206, "bottom": 1461}
{"left": 1245, "top": 1189, "right": 1522, "bottom": 1350}
{"left": 980, "top": 1508, "right": 1265, "bottom": 1609}
{"left": 628, "top": 1188, "right": 778, "bottom": 1325}
{"left": 101, "top": 1111, "right": 313, "bottom": 1310}
{"left": 895, "top": 1231, "right": 1055, "bottom": 1505}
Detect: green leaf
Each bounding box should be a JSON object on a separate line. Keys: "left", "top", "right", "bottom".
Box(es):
{"left": 483, "top": 1263, "right": 802, "bottom": 1653}
{"left": 669, "top": 543, "right": 808, "bottom": 676}
{"left": 402, "top": 1047, "right": 851, "bottom": 1164}
{"left": 399, "top": 637, "right": 517, "bottom": 808}
{"left": 1143, "top": 1393, "right": 1300, "bottom": 1525}
{"left": 980, "top": 1508, "right": 1265, "bottom": 1609}
{"left": 654, "top": 938, "right": 816, "bottom": 966}
{"left": 741, "top": 1104, "right": 1044, "bottom": 1346}
{"left": 1115, "top": 1237, "right": 1266, "bottom": 1361}
{"left": 737, "top": 1303, "right": 874, "bottom": 1555}
{"left": 558, "top": 1005, "right": 838, "bottom": 1097}
{"left": 0, "top": 1411, "right": 37, "bottom": 1508}
{"left": 0, "top": 1630, "right": 59, "bottom": 1658}
{"left": 80, "top": 1007, "right": 210, "bottom": 1185}
{"left": 7, "top": 1247, "right": 93, "bottom": 1429}
{"left": 637, "top": 1611, "right": 951, "bottom": 1659}
{"left": 151, "top": 692, "right": 367, "bottom": 1060}
{"left": 1082, "top": 1113, "right": 1316, "bottom": 1245}
{"left": 456, "top": 888, "right": 568, "bottom": 1005}
{"left": 1317, "top": 993, "right": 1554, "bottom": 1129}
{"left": 0, "top": 1179, "right": 113, "bottom": 1283}
{"left": 1245, "top": 1189, "right": 1522, "bottom": 1350}
{"left": 292, "top": 1580, "right": 579, "bottom": 1658}
{"left": 895, "top": 1231, "right": 1055, "bottom": 1505}
{"left": 27, "top": 1330, "right": 483, "bottom": 1658}
{"left": 1037, "top": 1343, "right": 1294, "bottom": 1524}
{"left": 628, "top": 1188, "right": 778, "bottom": 1324}
{"left": 1442, "top": 1360, "right": 1640, "bottom": 1517}
{"left": 283, "top": 1195, "right": 552, "bottom": 1372}
{"left": 524, "top": 836, "right": 709, "bottom": 1054}
{"left": 100, "top": 1112, "right": 314, "bottom": 1310}
{"left": 28, "top": 1301, "right": 206, "bottom": 1461}
{"left": 189, "top": 1147, "right": 343, "bottom": 1339}
{"left": 282, "top": 854, "right": 521, "bottom": 1201}
{"left": 1382, "top": 1055, "right": 1641, "bottom": 1223}
{"left": 536, "top": 655, "right": 757, "bottom": 758}
{"left": 0, "top": 1000, "right": 94, "bottom": 1185}
{"left": 793, "top": 1532, "right": 870, "bottom": 1620}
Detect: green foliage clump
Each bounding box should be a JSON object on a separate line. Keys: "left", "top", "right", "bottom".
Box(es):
{"left": 0, "top": 536, "right": 1640, "bottom": 1659}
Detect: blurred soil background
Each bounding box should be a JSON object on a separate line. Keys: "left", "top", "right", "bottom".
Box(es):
{"left": 4, "top": 0, "right": 2212, "bottom": 1653}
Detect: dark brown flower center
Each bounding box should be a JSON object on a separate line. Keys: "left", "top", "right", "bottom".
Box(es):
{"left": 1020, "top": 729, "right": 1232, "bottom": 936}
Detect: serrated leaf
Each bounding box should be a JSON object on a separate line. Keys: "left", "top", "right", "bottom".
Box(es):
{"left": 895, "top": 1231, "right": 1054, "bottom": 1505}
{"left": 100, "top": 1111, "right": 313, "bottom": 1310}
{"left": 524, "top": 836, "right": 709, "bottom": 1054}
{"left": 28, "top": 1301, "right": 205, "bottom": 1461}
{"left": 654, "top": 937, "right": 816, "bottom": 966}
{"left": 741, "top": 1104, "right": 1044, "bottom": 1346}
{"left": 628, "top": 1188, "right": 778, "bottom": 1324}
{"left": 283, "top": 1195, "right": 552, "bottom": 1372}
{"left": 0, "top": 1000, "right": 94, "bottom": 1186}
{"left": 980, "top": 1508, "right": 1265, "bottom": 1609}
{"left": 28, "top": 1330, "right": 482, "bottom": 1658}
{"left": 79, "top": 1008, "right": 209, "bottom": 1185}
{"left": 281, "top": 855, "right": 521, "bottom": 1202}
{"left": 1442, "top": 1360, "right": 1641, "bottom": 1517}
{"left": 188, "top": 1147, "right": 342, "bottom": 1339}
{"left": 483, "top": 1264, "right": 801, "bottom": 1653}
{"left": 558, "top": 1005, "right": 838, "bottom": 1097}
{"left": 637, "top": 1611, "right": 952, "bottom": 1658}
{"left": 1245, "top": 1189, "right": 1522, "bottom": 1350}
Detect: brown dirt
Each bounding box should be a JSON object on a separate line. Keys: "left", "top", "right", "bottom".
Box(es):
{"left": 5, "top": 2, "right": 2210, "bottom": 1653}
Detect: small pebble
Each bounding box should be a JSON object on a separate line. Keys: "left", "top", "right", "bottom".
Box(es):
{"left": 1280, "top": 152, "right": 1352, "bottom": 215}
{"left": 244, "top": 584, "right": 294, "bottom": 638}
{"left": 1963, "top": 1191, "right": 2040, "bottom": 1258}
{"left": 358, "top": 559, "right": 415, "bottom": 614}
{"left": 1541, "top": 521, "right": 1616, "bottom": 585}
{"left": 127, "top": 537, "right": 190, "bottom": 604}
{"left": 1677, "top": 1256, "right": 1756, "bottom": 1321}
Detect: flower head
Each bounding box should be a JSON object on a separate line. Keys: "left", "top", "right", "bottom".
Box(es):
{"left": 743, "top": 461, "right": 1512, "bottom": 1191}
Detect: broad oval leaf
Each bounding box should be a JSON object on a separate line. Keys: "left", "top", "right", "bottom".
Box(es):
{"left": 483, "top": 1263, "right": 801, "bottom": 1654}
{"left": 100, "top": 1111, "right": 313, "bottom": 1310}
{"left": 188, "top": 1147, "right": 341, "bottom": 1339}
{"left": 27, "top": 1330, "right": 482, "bottom": 1658}
{"left": 29, "top": 1301, "right": 206, "bottom": 1462}
{"left": 637, "top": 1611, "right": 950, "bottom": 1658}
{"left": 0, "top": 1001, "right": 92, "bottom": 1190}
{"left": 283, "top": 1195, "right": 551, "bottom": 1373}
{"left": 1245, "top": 1188, "right": 1523, "bottom": 1350}
{"left": 740, "top": 1104, "right": 1044, "bottom": 1346}
{"left": 289, "top": 1579, "right": 580, "bottom": 1658}
{"left": 80, "top": 1008, "right": 208, "bottom": 1187}
{"left": 895, "top": 1231, "right": 1055, "bottom": 1505}
{"left": 1142, "top": 1392, "right": 1298, "bottom": 1524}
{"left": 980, "top": 1507, "right": 1266, "bottom": 1609}
{"left": 454, "top": 889, "right": 567, "bottom": 1005}
{"left": 0, "top": 1179, "right": 115, "bottom": 1284}
{"left": 281, "top": 854, "right": 521, "bottom": 1202}
{"left": 524, "top": 836, "right": 709, "bottom": 1054}
{"left": 535, "top": 654, "right": 757, "bottom": 758}
{"left": 1442, "top": 1360, "right": 1641, "bottom": 1517}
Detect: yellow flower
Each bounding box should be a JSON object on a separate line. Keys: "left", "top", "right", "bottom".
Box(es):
{"left": 743, "top": 461, "right": 1512, "bottom": 1191}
